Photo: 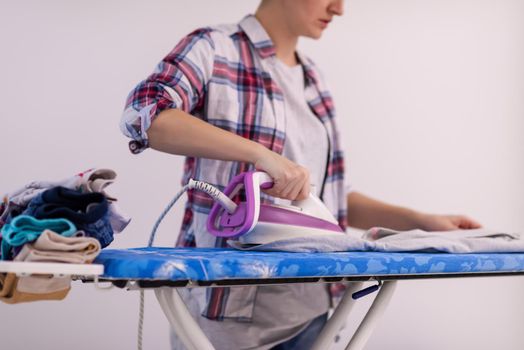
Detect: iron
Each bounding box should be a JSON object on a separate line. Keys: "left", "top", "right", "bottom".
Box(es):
{"left": 206, "top": 171, "right": 344, "bottom": 245}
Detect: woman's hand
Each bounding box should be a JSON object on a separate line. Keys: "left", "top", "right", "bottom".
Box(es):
{"left": 253, "top": 146, "right": 310, "bottom": 201}
{"left": 416, "top": 213, "right": 482, "bottom": 231}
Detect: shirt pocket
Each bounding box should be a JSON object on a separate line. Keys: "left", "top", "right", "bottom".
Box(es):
{"left": 203, "top": 286, "right": 258, "bottom": 322}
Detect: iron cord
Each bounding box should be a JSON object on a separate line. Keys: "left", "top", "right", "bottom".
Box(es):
{"left": 138, "top": 180, "right": 231, "bottom": 350}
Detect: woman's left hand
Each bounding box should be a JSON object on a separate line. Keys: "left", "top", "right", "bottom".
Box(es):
{"left": 417, "top": 213, "right": 482, "bottom": 231}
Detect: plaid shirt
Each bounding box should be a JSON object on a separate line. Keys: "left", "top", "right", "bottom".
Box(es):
{"left": 121, "top": 15, "right": 348, "bottom": 321}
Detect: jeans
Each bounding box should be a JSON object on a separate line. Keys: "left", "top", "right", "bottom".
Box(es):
{"left": 270, "top": 313, "right": 328, "bottom": 350}
{"left": 23, "top": 187, "right": 114, "bottom": 248}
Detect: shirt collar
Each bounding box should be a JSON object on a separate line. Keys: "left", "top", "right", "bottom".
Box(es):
{"left": 239, "top": 15, "right": 318, "bottom": 86}
{"left": 295, "top": 51, "right": 318, "bottom": 86}
{"left": 239, "top": 15, "right": 276, "bottom": 59}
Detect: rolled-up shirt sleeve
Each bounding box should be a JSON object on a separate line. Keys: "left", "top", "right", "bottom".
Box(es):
{"left": 120, "top": 28, "right": 215, "bottom": 154}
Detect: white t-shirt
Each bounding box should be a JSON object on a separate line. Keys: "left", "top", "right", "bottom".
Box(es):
{"left": 275, "top": 59, "right": 329, "bottom": 197}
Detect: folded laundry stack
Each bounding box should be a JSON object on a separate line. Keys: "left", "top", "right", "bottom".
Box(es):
{"left": 1, "top": 168, "right": 130, "bottom": 234}
{"left": 0, "top": 168, "right": 130, "bottom": 304}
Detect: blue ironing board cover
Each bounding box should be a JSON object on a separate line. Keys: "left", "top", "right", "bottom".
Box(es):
{"left": 94, "top": 248, "right": 524, "bottom": 281}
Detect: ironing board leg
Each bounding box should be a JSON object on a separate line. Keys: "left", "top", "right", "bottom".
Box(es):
{"left": 311, "top": 282, "right": 364, "bottom": 350}
{"left": 345, "top": 280, "right": 398, "bottom": 350}
{"left": 154, "top": 287, "right": 215, "bottom": 350}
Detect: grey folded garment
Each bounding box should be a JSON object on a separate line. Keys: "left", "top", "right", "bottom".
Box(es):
{"left": 363, "top": 227, "right": 524, "bottom": 253}
{"left": 228, "top": 228, "right": 524, "bottom": 254}
{"left": 15, "top": 229, "right": 101, "bottom": 264}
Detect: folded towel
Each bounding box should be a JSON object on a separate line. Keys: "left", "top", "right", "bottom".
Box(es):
{"left": 1, "top": 216, "right": 77, "bottom": 260}
{"left": 0, "top": 229, "right": 102, "bottom": 304}
{"left": 15, "top": 229, "right": 101, "bottom": 264}
{"left": 0, "top": 272, "right": 70, "bottom": 304}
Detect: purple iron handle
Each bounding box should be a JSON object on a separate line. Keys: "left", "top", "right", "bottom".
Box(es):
{"left": 206, "top": 171, "right": 272, "bottom": 238}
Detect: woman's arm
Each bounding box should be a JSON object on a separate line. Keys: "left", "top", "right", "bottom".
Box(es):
{"left": 346, "top": 191, "right": 482, "bottom": 231}
{"left": 148, "top": 108, "right": 311, "bottom": 201}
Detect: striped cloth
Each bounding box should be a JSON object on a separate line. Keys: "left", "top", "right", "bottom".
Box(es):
{"left": 120, "top": 15, "right": 349, "bottom": 321}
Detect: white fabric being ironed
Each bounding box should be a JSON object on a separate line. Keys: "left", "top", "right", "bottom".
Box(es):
{"left": 229, "top": 228, "right": 524, "bottom": 254}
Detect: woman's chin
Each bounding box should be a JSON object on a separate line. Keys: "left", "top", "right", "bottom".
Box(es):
{"left": 304, "top": 29, "right": 324, "bottom": 40}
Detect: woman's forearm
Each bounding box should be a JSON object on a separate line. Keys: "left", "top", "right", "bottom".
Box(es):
{"left": 147, "top": 108, "right": 312, "bottom": 200}
{"left": 147, "top": 108, "right": 266, "bottom": 163}
{"left": 346, "top": 191, "right": 423, "bottom": 231}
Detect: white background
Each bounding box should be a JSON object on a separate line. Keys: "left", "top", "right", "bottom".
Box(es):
{"left": 1, "top": 0, "right": 523, "bottom": 349}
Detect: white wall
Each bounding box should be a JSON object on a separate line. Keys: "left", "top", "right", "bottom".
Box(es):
{"left": 1, "top": 0, "right": 523, "bottom": 349}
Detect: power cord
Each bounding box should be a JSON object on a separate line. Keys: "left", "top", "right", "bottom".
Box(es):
{"left": 137, "top": 180, "right": 234, "bottom": 350}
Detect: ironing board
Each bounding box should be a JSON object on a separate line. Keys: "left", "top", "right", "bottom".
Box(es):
{"left": 89, "top": 247, "right": 524, "bottom": 350}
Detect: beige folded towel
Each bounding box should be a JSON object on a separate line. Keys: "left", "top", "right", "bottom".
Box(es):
{"left": 0, "top": 273, "right": 69, "bottom": 304}
{"left": 0, "top": 230, "right": 101, "bottom": 304}
{"left": 17, "top": 229, "right": 102, "bottom": 264}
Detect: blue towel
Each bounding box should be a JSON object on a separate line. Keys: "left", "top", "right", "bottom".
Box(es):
{"left": 0, "top": 215, "right": 76, "bottom": 260}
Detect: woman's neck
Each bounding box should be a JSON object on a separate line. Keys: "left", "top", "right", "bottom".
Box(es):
{"left": 255, "top": 6, "right": 299, "bottom": 67}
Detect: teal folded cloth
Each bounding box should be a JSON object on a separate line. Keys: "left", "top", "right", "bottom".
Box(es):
{"left": 0, "top": 215, "right": 77, "bottom": 260}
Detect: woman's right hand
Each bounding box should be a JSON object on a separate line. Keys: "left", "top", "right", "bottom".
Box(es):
{"left": 253, "top": 146, "right": 310, "bottom": 201}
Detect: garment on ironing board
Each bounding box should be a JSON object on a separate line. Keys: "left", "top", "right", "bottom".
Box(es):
{"left": 364, "top": 227, "right": 524, "bottom": 253}
{"left": 230, "top": 228, "right": 524, "bottom": 254}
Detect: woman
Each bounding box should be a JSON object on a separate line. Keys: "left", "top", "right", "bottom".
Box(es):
{"left": 120, "top": 0, "right": 481, "bottom": 349}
